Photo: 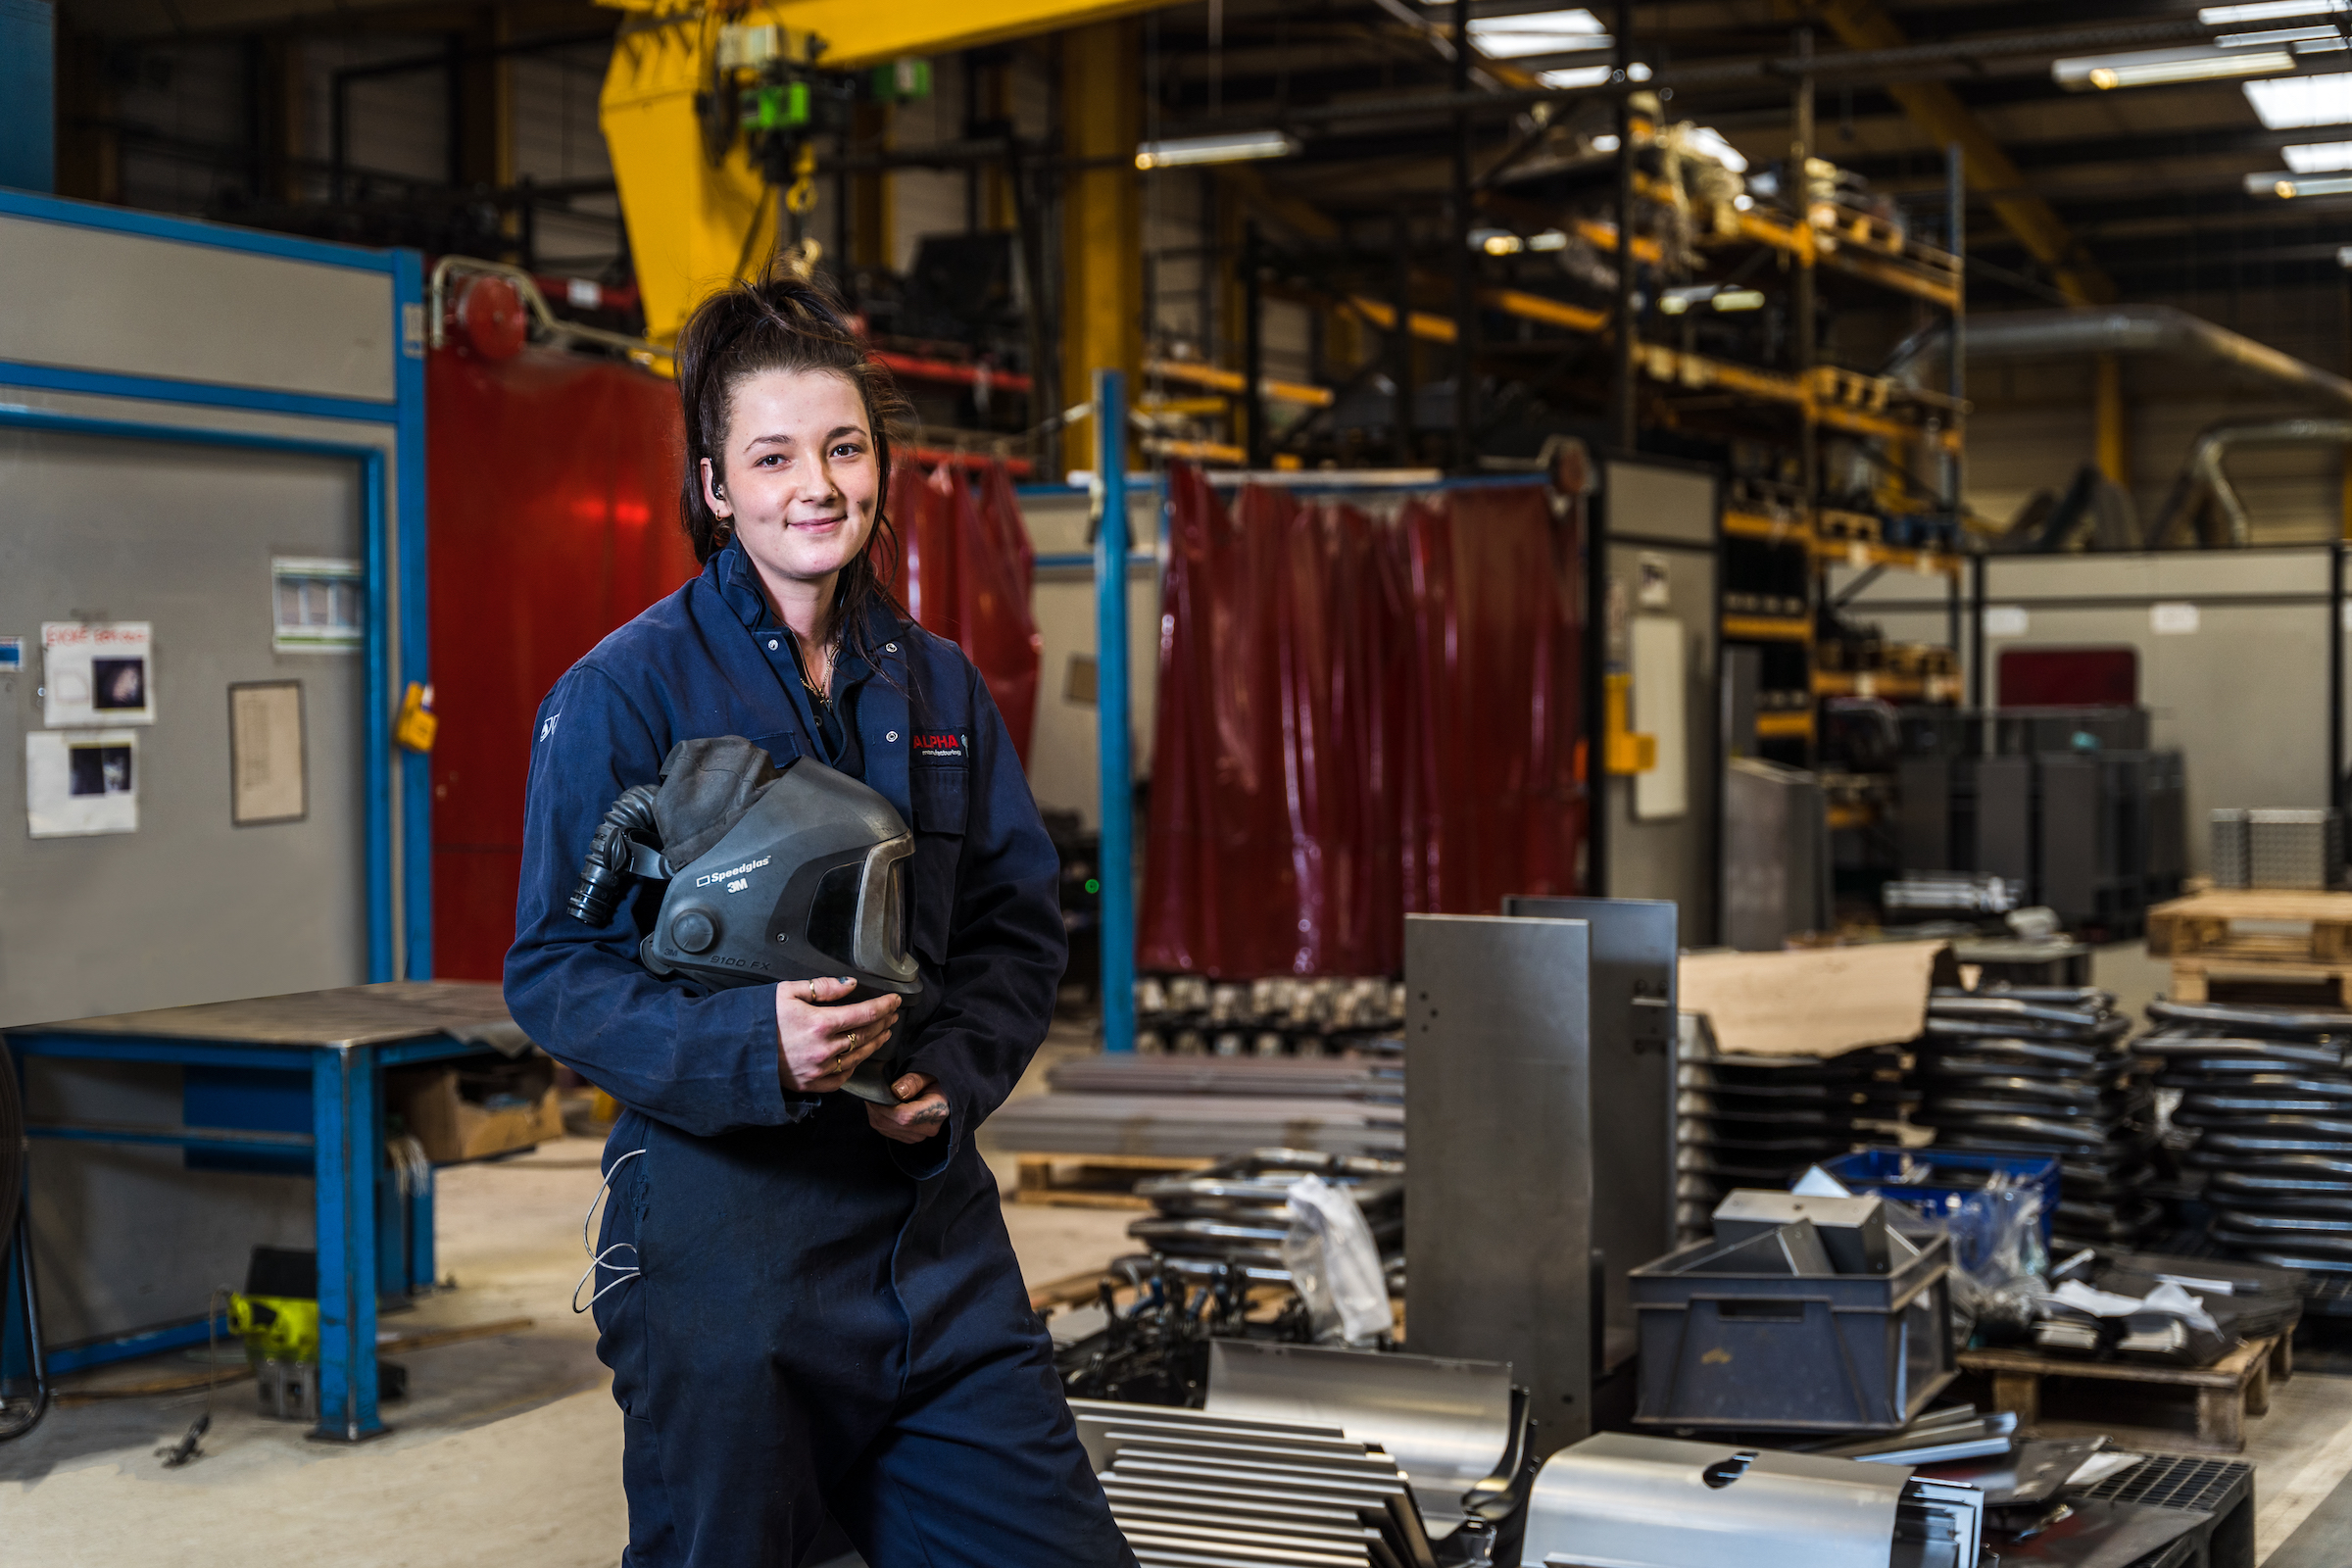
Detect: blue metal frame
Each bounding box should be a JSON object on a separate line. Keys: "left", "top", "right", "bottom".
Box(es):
{"left": 1093, "top": 372, "right": 1137, "bottom": 1055}
{"left": 0, "top": 190, "right": 430, "bottom": 978}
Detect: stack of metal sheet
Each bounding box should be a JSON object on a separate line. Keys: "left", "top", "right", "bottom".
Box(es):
{"left": 1136, "top": 974, "right": 1406, "bottom": 1058}
{"left": 1071, "top": 1398, "right": 1440, "bottom": 1568}
{"left": 2144, "top": 997, "right": 2352, "bottom": 1272}
{"left": 988, "top": 1088, "right": 1403, "bottom": 1160}
{"left": 1127, "top": 1151, "right": 1404, "bottom": 1284}
{"left": 1910, "top": 986, "right": 2159, "bottom": 1250}
{"left": 1677, "top": 1045, "right": 1912, "bottom": 1227}
{"left": 1047, "top": 1054, "right": 1402, "bottom": 1103}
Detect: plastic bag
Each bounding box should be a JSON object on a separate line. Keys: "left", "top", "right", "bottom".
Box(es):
{"left": 1282, "top": 1174, "right": 1391, "bottom": 1346}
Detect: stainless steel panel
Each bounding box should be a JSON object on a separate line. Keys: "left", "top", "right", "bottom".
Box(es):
{"left": 0, "top": 213, "right": 396, "bottom": 402}
{"left": 1404, "top": 913, "right": 1593, "bottom": 1456}
{"left": 1522, "top": 1433, "right": 1907, "bottom": 1568}
{"left": 1207, "top": 1340, "right": 1514, "bottom": 1529}
{"left": 1722, "top": 760, "right": 1829, "bottom": 950}
{"left": 1497, "top": 897, "right": 1676, "bottom": 1356}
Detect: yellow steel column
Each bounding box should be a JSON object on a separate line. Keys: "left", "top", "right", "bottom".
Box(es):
{"left": 1060, "top": 19, "right": 1143, "bottom": 475}
{"left": 2094, "top": 353, "right": 2129, "bottom": 489}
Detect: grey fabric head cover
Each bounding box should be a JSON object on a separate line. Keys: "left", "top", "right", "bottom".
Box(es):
{"left": 655, "top": 737, "right": 784, "bottom": 868}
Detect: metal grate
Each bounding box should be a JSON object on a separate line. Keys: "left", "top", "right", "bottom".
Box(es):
{"left": 2080, "top": 1452, "right": 2250, "bottom": 1517}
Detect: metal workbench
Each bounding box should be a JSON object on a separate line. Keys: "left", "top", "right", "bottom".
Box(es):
{"left": 4, "top": 981, "right": 526, "bottom": 1442}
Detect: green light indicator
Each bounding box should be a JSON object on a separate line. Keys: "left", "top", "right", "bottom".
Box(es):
{"left": 1084, "top": 878, "right": 1101, "bottom": 895}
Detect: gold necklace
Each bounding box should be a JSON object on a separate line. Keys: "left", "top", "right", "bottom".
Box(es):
{"left": 792, "top": 627, "right": 840, "bottom": 709}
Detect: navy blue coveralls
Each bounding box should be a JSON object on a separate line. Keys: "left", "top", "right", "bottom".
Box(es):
{"left": 505, "top": 542, "right": 1135, "bottom": 1568}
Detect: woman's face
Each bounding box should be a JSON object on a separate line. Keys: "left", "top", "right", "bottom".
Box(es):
{"left": 702, "top": 368, "right": 880, "bottom": 589}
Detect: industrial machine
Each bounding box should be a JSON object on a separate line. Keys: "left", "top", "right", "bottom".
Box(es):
{"left": 591, "top": 0, "right": 1168, "bottom": 342}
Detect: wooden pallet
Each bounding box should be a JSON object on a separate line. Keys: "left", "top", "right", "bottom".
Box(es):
{"left": 1011, "top": 1152, "right": 1212, "bottom": 1208}
{"left": 1960, "top": 1334, "right": 2290, "bottom": 1453}
{"left": 2168, "top": 956, "right": 2352, "bottom": 1006}
{"left": 2147, "top": 889, "right": 2352, "bottom": 964}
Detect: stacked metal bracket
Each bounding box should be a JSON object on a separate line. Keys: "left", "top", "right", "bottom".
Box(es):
{"left": 1126, "top": 1150, "right": 1405, "bottom": 1286}
{"left": 1909, "top": 987, "right": 2159, "bottom": 1250}
{"left": 2145, "top": 997, "right": 2352, "bottom": 1272}
{"left": 989, "top": 1057, "right": 1405, "bottom": 1159}
{"left": 1677, "top": 1040, "right": 1912, "bottom": 1233}
{"left": 1072, "top": 1398, "right": 1442, "bottom": 1568}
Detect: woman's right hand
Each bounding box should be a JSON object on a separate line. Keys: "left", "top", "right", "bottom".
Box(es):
{"left": 775, "top": 977, "right": 903, "bottom": 1094}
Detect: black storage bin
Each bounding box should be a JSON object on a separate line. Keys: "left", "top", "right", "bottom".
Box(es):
{"left": 1628, "top": 1230, "right": 1956, "bottom": 1433}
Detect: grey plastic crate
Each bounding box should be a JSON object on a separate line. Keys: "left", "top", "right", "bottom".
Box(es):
{"left": 2210, "top": 809, "right": 2249, "bottom": 890}
{"left": 1629, "top": 1230, "right": 1956, "bottom": 1433}
{"left": 2246, "top": 808, "right": 2340, "bottom": 890}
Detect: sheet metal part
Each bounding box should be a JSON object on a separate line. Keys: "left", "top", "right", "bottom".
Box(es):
{"left": 1499, "top": 896, "right": 1678, "bottom": 1356}
{"left": 1520, "top": 1432, "right": 1980, "bottom": 1568}
{"left": 1205, "top": 1340, "right": 1518, "bottom": 1536}
{"left": 1914, "top": 1438, "right": 2106, "bottom": 1509}
{"left": 1404, "top": 914, "right": 1595, "bottom": 1455}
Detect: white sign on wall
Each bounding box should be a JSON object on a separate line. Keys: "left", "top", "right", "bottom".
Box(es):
{"left": 42, "top": 622, "right": 154, "bottom": 726}
{"left": 1983, "top": 605, "right": 2030, "bottom": 638}
{"left": 25, "top": 730, "right": 139, "bottom": 837}
{"left": 2151, "top": 602, "right": 2201, "bottom": 635}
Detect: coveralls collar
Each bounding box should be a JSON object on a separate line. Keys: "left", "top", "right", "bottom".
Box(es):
{"left": 707, "top": 541, "right": 909, "bottom": 654}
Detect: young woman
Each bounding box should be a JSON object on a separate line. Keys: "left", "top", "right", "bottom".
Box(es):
{"left": 505, "top": 272, "right": 1134, "bottom": 1568}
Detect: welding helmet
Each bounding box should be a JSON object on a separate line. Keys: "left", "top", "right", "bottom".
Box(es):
{"left": 568, "top": 737, "right": 923, "bottom": 1101}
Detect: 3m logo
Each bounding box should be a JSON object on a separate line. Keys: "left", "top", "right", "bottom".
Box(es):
{"left": 726, "top": 877, "right": 749, "bottom": 894}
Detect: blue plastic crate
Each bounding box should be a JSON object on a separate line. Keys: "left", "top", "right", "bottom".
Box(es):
{"left": 1817, "top": 1148, "right": 2060, "bottom": 1276}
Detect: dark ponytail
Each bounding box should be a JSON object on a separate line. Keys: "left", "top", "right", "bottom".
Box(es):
{"left": 674, "top": 268, "right": 913, "bottom": 669}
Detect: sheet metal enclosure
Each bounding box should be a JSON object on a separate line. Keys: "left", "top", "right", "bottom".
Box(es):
{"left": 1498, "top": 896, "right": 1677, "bottom": 1365}
{"left": 1206, "top": 1339, "right": 1516, "bottom": 1534}
{"left": 1523, "top": 1432, "right": 1951, "bottom": 1568}
{"left": 1404, "top": 913, "right": 1595, "bottom": 1455}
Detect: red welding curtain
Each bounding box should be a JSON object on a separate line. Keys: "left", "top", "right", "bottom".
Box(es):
{"left": 1141, "top": 466, "right": 1585, "bottom": 977}
{"left": 427, "top": 346, "right": 700, "bottom": 981}
{"left": 885, "top": 458, "right": 1043, "bottom": 764}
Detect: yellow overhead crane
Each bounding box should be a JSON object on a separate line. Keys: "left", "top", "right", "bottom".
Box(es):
{"left": 594, "top": 0, "right": 1173, "bottom": 345}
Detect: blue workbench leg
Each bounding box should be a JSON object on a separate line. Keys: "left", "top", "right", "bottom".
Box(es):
{"left": 407, "top": 1157, "right": 435, "bottom": 1294}
{"left": 311, "top": 1047, "right": 388, "bottom": 1442}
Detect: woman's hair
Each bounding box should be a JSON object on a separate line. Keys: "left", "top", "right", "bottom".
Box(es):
{"left": 673, "top": 268, "right": 912, "bottom": 666}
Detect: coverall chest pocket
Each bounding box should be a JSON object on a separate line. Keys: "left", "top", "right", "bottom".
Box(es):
{"left": 908, "top": 765, "right": 967, "bottom": 964}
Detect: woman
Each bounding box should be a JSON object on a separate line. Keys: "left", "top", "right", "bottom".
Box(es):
{"left": 505, "top": 272, "right": 1134, "bottom": 1568}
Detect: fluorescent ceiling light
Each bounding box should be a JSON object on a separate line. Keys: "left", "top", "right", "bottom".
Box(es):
{"left": 1541, "top": 65, "right": 1615, "bottom": 88}
{"left": 2244, "top": 72, "right": 2352, "bottom": 125}
{"left": 1592, "top": 132, "right": 1621, "bottom": 152}
{"left": 1135, "top": 130, "right": 1300, "bottom": 171}
{"left": 1528, "top": 229, "right": 1569, "bottom": 251}
{"left": 2055, "top": 45, "right": 2294, "bottom": 88}
{"left": 1465, "top": 7, "right": 1606, "bottom": 58}
{"left": 2285, "top": 139, "right": 2352, "bottom": 169}
{"left": 2200, "top": 0, "right": 2345, "bottom": 20}
{"left": 2340, "top": 243, "right": 2352, "bottom": 264}
{"left": 1686, "top": 124, "right": 1749, "bottom": 173}
{"left": 2247, "top": 170, "right": 2352, "bottom": 194}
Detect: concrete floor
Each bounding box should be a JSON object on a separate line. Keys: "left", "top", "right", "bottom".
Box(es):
{"left": 10, "top": 970, "right": 2352, "bottom": 1564}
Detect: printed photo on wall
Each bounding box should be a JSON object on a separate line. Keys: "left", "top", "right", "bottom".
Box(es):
{"left": 25, "top": 729, "right": 139, "bottom": 837}
{"left": 41, "top": 622, "right": 155, "bottom": 726}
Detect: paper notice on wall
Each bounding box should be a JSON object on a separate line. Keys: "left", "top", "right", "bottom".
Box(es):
{"left": 26, "top": 729, "right": 139, "bottom": 837}
{"left": 229, "top": 681, "right": 307, "bottom": 825}
{"left": 1983, "top": 605, "right": 2029, "bottom": 638}
{"left": 42, "top": 622, "right": 154, "bottom": 726}
{"left": 2151, "top": 602, "right": 2200, "bottom": 635}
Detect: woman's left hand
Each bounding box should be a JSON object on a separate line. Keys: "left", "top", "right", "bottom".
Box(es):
{"left": 868, "top": 1072, "right": 949, "bottom": 1144}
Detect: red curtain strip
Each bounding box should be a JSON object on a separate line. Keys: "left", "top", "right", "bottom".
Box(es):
{"left": 1140, "top": 466, "right": 1586, "bottom": 978}
{"left": 885, "top": 458, "right": 1044, "bottom": 765}
{"left": 427, "top": 346, "right": 700, "bottom": 981}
